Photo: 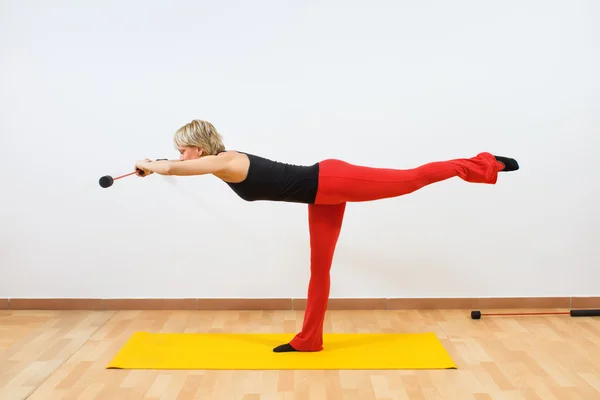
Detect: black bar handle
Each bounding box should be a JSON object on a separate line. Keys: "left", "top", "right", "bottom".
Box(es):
{"left": 570, "top": 309, "right": 600, "bottom": 317}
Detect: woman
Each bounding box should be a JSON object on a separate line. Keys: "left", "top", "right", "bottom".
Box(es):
{"left": 135, "top": 119, "right": 519, "bottom": 353}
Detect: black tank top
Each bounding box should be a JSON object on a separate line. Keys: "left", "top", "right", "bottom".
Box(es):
{"left": 223, "top": 152, "right": 319, "bottom": 204}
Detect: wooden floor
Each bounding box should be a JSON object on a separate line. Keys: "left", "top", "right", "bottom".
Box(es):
{"left": 1, "top": 309, "right": 599, "bottom": 399}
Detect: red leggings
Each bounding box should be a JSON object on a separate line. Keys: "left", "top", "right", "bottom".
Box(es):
{"left": 289, "top": 152, "right": 503, "bottom": 351}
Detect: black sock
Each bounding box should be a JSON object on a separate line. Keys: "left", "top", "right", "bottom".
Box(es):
{"left": 273, "top": 343, "right": 297, "bottom": 352}
{"left": 494, "top": 155, "right": 519, "bottom": 172}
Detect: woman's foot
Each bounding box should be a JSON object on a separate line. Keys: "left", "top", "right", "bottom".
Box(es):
{"left": 273, "top": 343, "right": 297, "bottom": 352}
{"left": 494, "top": 155, "right": 519, "bottom": 172}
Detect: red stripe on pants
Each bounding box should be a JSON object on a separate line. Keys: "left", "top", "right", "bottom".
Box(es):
{"left": 289, "top": 151, "right": 502, "bottom": 351}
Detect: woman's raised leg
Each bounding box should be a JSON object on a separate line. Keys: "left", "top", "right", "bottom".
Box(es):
{"left": 314, "top": 152, "right": 518, "bottom": 205}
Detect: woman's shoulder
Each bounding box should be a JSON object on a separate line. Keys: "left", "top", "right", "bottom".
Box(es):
{"left": 217, "top": 149, "right": 246, "bottom": 158}
{"left": 217, "top": 149, "right": 246, "bottom": 155}
{"left": 218, "top": 149, "right": 257, "bottom": 161}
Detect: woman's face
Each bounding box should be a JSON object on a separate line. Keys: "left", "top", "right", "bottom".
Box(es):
{"left": 178, "top": 146, "right": 203, "bottom": 160}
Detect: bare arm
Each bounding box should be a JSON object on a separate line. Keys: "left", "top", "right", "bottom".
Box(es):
{"left": 136, "top": 156, "right": 228, "bottom": 176}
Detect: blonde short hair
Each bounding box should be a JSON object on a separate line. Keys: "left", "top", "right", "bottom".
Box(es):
{"left": 173, "top": 119, "right": 225, "bottom": 155}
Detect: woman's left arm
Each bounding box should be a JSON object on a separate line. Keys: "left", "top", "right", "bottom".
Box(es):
{"left": 135, "top": 156, "right": 227, "bottom": 176}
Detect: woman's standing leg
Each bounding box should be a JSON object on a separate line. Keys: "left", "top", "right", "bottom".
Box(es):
{"left": 274, "top": 202, "right": 346, "bottom": 352}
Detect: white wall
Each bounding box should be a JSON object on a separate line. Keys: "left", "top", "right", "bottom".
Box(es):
{"left": 1, "top": 0, "right": 598, "bottom": 299}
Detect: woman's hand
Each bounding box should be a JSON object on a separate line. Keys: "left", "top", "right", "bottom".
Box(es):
{"left": 135, "top": 159, "right": 154, "bottom": 177}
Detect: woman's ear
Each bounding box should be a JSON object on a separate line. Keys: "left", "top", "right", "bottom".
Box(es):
{"left": 196, "top": 147, "right": 204, "bottom": 157}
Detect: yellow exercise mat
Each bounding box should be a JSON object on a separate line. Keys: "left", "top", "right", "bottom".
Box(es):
{"left": 107, "top": 332, "right": 456, "bottom": 370}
